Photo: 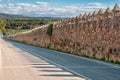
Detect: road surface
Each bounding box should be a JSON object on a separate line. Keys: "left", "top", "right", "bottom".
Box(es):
{"left": 1, "top": 39, "right": 120, "bottom": 80}
{"left": 0, "top": 39, "right": 84, "bottom": 80}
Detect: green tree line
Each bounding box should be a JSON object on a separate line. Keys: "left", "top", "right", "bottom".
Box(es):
{"left": 1, "top": 18, "right": 57, "bottom": 35}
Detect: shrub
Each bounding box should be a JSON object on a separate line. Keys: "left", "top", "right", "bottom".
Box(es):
{"left": 46, "top": 23, "right": 53, "bottom": 36}
{"left": 47, "top": 43, "right": 51, "bottom": 49}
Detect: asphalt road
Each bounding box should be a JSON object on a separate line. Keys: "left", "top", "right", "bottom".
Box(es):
{"left": 5, "top": 39, "right": 120, "bottom": 80}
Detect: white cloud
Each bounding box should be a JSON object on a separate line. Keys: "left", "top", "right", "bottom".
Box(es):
{"left": 35, "top": 1, "right": 49, "bottom": 6}
{"left": 88, "top": 3, "right": 102, "bottom": 7}
{"left": 87, "top": 2, "right": 105, "bottom": 10}
{"left": 0, "top": 2, "right": 108, "bottom": 17}
{"left": 0, "top": 4, "right": 3, "bottom": 8}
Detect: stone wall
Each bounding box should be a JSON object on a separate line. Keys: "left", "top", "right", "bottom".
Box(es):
{"left": 8, "top": 4, "right": 120, "bottom": 63}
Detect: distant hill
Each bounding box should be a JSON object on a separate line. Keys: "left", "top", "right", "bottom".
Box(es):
{"left": 0, "top": 13, "right": 62, "bottom": 20}
{"left": 0, "top": 13, "right": 25, "bottom": 19}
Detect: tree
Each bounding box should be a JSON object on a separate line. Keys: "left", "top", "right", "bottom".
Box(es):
{"left": 46, "top": 23, "right": 53, "bottom": 48}
{"left": 0, "top": 20, "right": 6, "bottom": 35}
{"left": 46, "top": 23, "right": 53, "bottom": 36}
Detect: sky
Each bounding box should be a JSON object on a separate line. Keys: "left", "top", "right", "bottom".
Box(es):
{"left": 0, "top": 0, "right": 120, "bottom": 17}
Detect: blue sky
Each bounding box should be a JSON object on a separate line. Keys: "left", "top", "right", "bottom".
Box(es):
{"left": 0, "top": 0, "right": 120, "bottom": 17}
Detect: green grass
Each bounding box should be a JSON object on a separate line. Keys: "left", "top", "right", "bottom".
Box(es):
{"left": 5, "top": 29, "right": 27, "bottom": 35}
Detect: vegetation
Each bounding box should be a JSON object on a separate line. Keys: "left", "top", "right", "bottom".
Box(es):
{"left": 5, "top": 29, "right": 26, "bottom": 35}
{"left": 0, "top": 20, "right": 5, "bottom": 34}
{"left": 0, "top": 20, "right": 5, "bottom": 30}
{"left": 46, "top": 23, "right": 53, "bottom": 36}
{"left": 0, "top": 13, "right": 60, "bottom": 35}
{"left": 46, "top": 23, "right": 53, "bottom": 48}
{"left": 5, "top": 18, "right": 56, "bottom": 30}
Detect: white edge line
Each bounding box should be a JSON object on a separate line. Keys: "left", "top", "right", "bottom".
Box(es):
{"left": 49, "top": 49, "right": 120, "bottom": 68}
{"left": 6, "top": 35, "right": 120, "bottom": 68}
{"left": 24, "top": 44, "right": 120, "bottom": 68}
{"left": 20, "top": 47, "right": 92, "bottom": 80}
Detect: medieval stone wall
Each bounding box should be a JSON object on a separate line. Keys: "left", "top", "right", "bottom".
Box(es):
{"left": 8, "top": 4, "right": 120, "bottom": 63}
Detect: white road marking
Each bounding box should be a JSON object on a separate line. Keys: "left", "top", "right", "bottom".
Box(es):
{"left": 63, "top": 66, "right": 120, "bottom": 68}
{"left": 20, "top": 47, "right": 91, "bottom": 80}
{"left": 23, "top": 43, "right": 120, "bottom": 68}
{"left": 9, "top": 41, "right": 120, "bottom": 80}
{"left": 51, "top": 49, "right": 120, "bottom": 68}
